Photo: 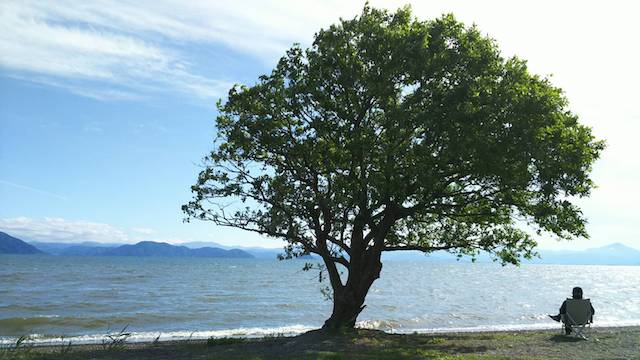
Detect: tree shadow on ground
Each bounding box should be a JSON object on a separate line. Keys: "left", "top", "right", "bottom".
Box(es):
{"left": 432, "top": 343, "right": 489, "bottom": 354}
{"left": 549, "top": 335, "right": 585, "bottom": 343}
{"left": 291, "top": 329, "right": 490, "bottom": 357}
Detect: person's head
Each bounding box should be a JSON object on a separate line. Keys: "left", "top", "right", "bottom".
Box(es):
{"left": 572, "top": 287, "right": 583, "bottom": 299}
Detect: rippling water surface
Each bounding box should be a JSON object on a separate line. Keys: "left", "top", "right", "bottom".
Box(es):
{"left": 1, "top": 255, "right": 638, "bottom": 345}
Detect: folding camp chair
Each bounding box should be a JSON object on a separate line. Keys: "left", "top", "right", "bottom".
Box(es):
{"left": 561, "top": 299, "right": 593, "bottom": 339}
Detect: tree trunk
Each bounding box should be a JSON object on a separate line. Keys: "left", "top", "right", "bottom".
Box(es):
{"left": 322, "top": 287, "right": 366, "bottom": 330}
{"left": 322, "top": 252, "right": 383, "bottom": 331}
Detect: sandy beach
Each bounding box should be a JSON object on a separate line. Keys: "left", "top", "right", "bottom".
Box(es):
{"left": 3, "top": 326, "right": 638, "bottom": 360}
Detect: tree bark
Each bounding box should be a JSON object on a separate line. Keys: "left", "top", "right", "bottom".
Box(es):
{"left": 322, "top": 287, "right": 366, "bottom": 330}
{"left": 322, "top": 251, "right": 383, "bottom": 331}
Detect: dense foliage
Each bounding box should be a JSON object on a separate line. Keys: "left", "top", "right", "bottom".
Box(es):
{"left": 184, "top": 6, "right": 604, "bottom": 329}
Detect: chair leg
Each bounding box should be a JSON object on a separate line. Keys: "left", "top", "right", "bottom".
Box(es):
{"left": 573, "top": 326, "right": 588, "bottom": 340}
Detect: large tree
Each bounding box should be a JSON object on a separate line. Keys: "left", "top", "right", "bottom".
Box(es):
{"left": 183, "top": 6, "right": 604, "bottom": 330}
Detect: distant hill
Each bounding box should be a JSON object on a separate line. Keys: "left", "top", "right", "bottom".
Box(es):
{"left": 29, "top": 241, "right": 119, "bottom": 256}
{"left": 58, "top": 245, "right": 112, "bottom": 256}
{"left": 181, "top": 241, "right": 228, "bottom": 249}
{"left": 183, "top": 241, "right": 283, "bottom": 259}
{"left": 529, "top": 243, "right": 640, "bottom": 265}
{"left": 0, "top": 231, "right": 44, "bottom": 254}
{"left": 181, "top": 241, "right": 316, "bottom": 260}
{"left": 27, "top": 241, "right": 254, "bottom": 258}
{"left": 101, "top": 241, "right": 254, "bottom": 258}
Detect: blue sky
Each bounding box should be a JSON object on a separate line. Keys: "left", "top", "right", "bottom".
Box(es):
{"left": 1, "top": 1, "right": 638, "bottom": 251}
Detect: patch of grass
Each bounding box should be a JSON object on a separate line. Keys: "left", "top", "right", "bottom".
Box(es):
{"left": 55, "top": 336, "right": 73, "bottom": 357}
{"left": 0, "top": 335, "right": 35, "bottom": 360}
{"left": 272, "top": 348, "right": 512, "bottom": 360}
{"left": 352, "top": 336, "right": 383, "bottom": 346}
{"left": 100, "top": 324, "right": 131, "bottom": 352}
{"left": 206, "top": 337, "right": 247, "bottom": 346}
{"left": 424, "top": 336, "right": 447, "bottom": 345}
{"left": 261, "top": 332, "right": 286, "bottom": 340}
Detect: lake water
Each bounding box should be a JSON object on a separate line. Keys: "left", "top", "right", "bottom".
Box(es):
{"left": 1, "top": 255, "right": 639, "bottom": 345}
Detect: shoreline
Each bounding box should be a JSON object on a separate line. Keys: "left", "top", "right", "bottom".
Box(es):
{"left": 4, "top": 326, "right": 639, "bottom": 359}
{"left": 3, "top": 320, "right": 640, "bottom": 347}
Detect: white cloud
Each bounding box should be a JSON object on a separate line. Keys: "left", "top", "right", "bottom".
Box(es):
{"left": 132, "top": 227, "right": 156, "bottom": 236}
{"left": 0, "top": 1, "right": 369, "bottom": 101}
{"left": 2, "top": 1, "right": 638, "bottom": 105}
{"left": 9, "top": 1, "right": 355, "bottom": 60}
{"left": 0, "top": 217, "right": 203, "bottom": 246}
{"left": 0, "top": 217, "right": 130, "bottom": 243}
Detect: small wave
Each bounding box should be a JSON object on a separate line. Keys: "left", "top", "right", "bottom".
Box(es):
{"left": 0, "top": 312, "right": 206, "bottom": 335}
{"left": 0, "top": 316, "right": 111, "bottom": 333}
{"left": 0, "top": 304, "right": 51, "bottom": 312}
{"left": 275, "top": 303, "right": 302, "bottom": 309}
{"left": 520, "top": 314, "right": 552, "bottom": 321}
{"left": 357, "top": 319, "right": 403, "bottom": 331}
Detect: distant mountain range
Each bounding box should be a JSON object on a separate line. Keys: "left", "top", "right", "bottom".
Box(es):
{"left": 28, "top": 240, "right": 254, "bottom": 258}
{"left": 382, "top": 243, "right": 640, "bottom": 265}
{"left": 1, "top": 230, "right": 638, "bottom": 264}
{"left": 0, "top": 232, "right": 43, "bottom": 254}
{"left": 100, "top": 241, "right": 253, "bottom": 258}
{"left": 29, "top": 241, "right": 122, "bottom": 255}
{"left": 0, "top": 231, "right": 252, "bottom": 258}
{"left": 181, "top": 242, "right": 319, "bottom": 260}
{"left": 526, "top": 243, "right": 640, "bottom": 265}
{"left": 181, "top": 241, "right": 285, "bottom": 259}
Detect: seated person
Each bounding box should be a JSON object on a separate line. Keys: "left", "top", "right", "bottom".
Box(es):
{"left": 549, "top": 286, "right": 595, "bottom": 334}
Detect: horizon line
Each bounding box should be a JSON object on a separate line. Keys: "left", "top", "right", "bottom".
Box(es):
{"left": 14, "top": 237, "right": 640, "bottom": 252}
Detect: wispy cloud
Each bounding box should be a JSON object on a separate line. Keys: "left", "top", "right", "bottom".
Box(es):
{"left": 0, "top": 1, "right": 366, "bottom": 101}
{"left": 8, "top": 1, "right": 344, "bottom": 60}
{"left": 7, "top": 74, "right": 148, "bottom": 102}
{"left": 0, "top": 180, "right": 68, "bottom": 201}
{"left": 0, "top": 1, "right": 238, "bottom": 101}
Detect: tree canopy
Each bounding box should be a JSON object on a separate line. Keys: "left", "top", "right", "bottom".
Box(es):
{"left": 183, "top": 6, "right": 604, "bottom": 329}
